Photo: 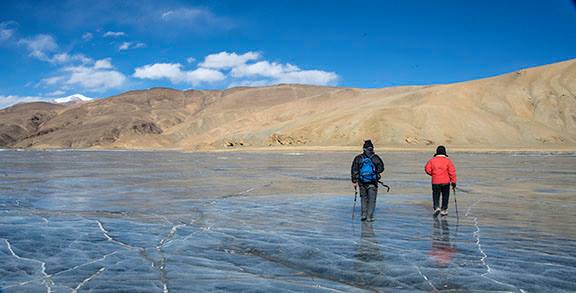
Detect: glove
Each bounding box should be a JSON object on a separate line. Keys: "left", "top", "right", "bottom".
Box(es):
{"left": 451, "top": 182, "right": 457, "bottom": 189}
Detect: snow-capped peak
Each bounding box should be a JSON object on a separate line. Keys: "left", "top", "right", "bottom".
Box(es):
{"left": 54, "top": 94, "right": 93, "bottom": 104}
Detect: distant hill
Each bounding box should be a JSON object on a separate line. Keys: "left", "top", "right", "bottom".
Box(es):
{"left": 1, "top": 59, "right": 575, "bottom": 151}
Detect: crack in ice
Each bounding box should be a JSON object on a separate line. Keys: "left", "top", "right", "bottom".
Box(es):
{"left": 56, "top": 250, "right": 118, "bottom": 277}
{"left": 237, "top": 187, "right": 256, "bottom": 195}
{"left": 3, "top": 238, "right": 54, "bottom": 292}
{"left": 223, "top": 187, "right": 257, "bottom": 198}
{"left": 72, "top": 267, "right": 105, "bottom": 293}
{"left": 222, "top": 182, "right": 272, "bottom": 199}
{"left": 1, "top": 250, "right": 118, "bottom": 291}
{"left": 96, "top": 220, "right": 137, "bottom": 249}
{"left": 465, "top": 199, "right": 522, "bottom": 292}
{"left": 150, "top": 213, "right": 175, "bottom": 225}
{"left": 158, "top": 224, "right": 185, "bottom": 249}
{"left": 97, "top": 219, "right": 173, "bottom": 292}
{"left": 471, "top": 216, "right": 492, "bottom": 274}
{"left": 154, "top": 223, "right": 187, "bottom": 293}
{"left": 139, "top": 250, "right": 170, "bottom": 293}
{"left": 413, "top": 264, "right": 438, "bottom": 292}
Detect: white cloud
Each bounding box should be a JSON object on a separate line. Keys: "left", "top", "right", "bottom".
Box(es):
{"left": 11, "top": 30, "right": 127, "bottom": 94}
{"left": 186, "top": 57, "right": 196, "bottom": 63}
{"left": 50, "top": 53, "right": 92, "bottom": 64}
{"left": 18, "top": 34, "right": 58, "bottom": 61}
{"left": 199, "top": 51, "right": 260, "bottom": 69}
{"left": 133, "top": 63, "right": 184, "bottom": 83}
{"left": 94, "top": 58, "right": 113, "bottom": 69}
{"left": 156, "top": 7, "right": 234, "bottom": 32}
{"left": 0, "top": 95, "right": 49, "bottom": 109}
{"left": 63, "top": 65, "right": 126, "bottom": 91}
{"left": 134, "top": 51, "right": 338, "bottom": 87}
{"left": 161, "top": 8, "right": 206, "bottom": 21}
{"left": 276, "top": 70, "right": 339, "bottom": 85}
{"left": 17, "top": 34, "right": 92, "bottom": 65}
{"left": 82, "top": 32, "right": 93, "bottom": 41}
{"left": 231, "top": 61, "right": 298, "bottom": 78}
{"left": 0, "top": 21, "right": 17, "bottom": 41}
{"left": 118, "top": 41, "right": 146, "bottom": 51}
{"left": 133, "top": 63, "right": 225, "bottom": 85}
{"left": 230, "top": 60, "right": 338, "bottom": 86}
{"left": 159, "top": 7, "right": 228, "bottom": 25}
{"left": 13, "top": 3, "right": 232, "bottom": 36}
{"left": 103, "top": 31, "right": 125, "bottom": 38}
{"left": 46, "top": 90, "right": 66, "bottom": 96}
{"left": 104, "top": 31, "right": 125, "bottom": 38}
{"left": 42, "top": 59, "right": 126, "bottom": 92}
{"left": 118, "top": 42, "right": 130, "bottom": 50}
{"left": 41, "top": 76, "right": 66, "bottom": 86}
{"left": 185, "top": 68, "right": 226, "bottom": 84}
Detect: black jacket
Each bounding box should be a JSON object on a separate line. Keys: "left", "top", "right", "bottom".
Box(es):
{"left": 351, "top": 152, "right": 385, "bottom": 184}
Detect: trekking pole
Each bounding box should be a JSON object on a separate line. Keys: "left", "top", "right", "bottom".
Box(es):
{"left": 453, "top": 186, "right": 459, "bottom": 222}
{"left": 352, "top": 185, "right": 358, "bottom": 220}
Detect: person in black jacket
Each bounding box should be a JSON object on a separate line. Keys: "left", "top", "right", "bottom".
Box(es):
{"left": 351, "top": 140, "right": 385, "bottom": 222}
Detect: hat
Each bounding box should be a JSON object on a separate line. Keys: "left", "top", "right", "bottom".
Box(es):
{"left": 434, "top": 145, "right": 448, "bottom": 157}
{"left": 363, "top": 140, "right": 374, "bottom": 149}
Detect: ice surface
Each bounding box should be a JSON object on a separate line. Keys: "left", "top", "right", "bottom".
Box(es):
{"left": 0, "top": 150, "right": 575, "bottom": 292}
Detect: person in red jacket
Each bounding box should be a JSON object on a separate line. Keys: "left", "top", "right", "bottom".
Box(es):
{"left": 425, "top": 145, "right": 457, "bottom": 217}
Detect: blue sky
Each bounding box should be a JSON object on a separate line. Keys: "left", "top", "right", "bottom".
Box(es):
{"left": 1, "top": 0, "right": 575, "bottom": 108}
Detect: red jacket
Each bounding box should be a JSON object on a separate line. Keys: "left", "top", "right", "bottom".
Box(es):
{"left": 425, "top": 155, "right": 457, "bottom": 184}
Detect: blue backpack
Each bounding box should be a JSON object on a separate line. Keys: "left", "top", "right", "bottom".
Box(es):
{"left": 359, "top": 155, "right": 378, "bottom": 183}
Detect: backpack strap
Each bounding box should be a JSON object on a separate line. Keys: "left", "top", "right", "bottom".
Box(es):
{"left": 378, "top": 180, "right": 390, "bottom": 192}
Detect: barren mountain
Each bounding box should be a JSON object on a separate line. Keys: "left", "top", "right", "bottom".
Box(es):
{"left": 1, "top": 59, "right": 575, "bottom": 151}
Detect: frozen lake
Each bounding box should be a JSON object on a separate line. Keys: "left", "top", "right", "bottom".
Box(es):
{"left": 0, "top": 150, "right": 575, "bottom": 292}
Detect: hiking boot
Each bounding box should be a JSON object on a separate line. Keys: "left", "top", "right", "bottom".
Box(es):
{"left": 440, "top": 210, "right": 448, "bottom": 217}
{"left": 433, "top": 208, "right": 441, "bottom": 217}
{"left": 361, "top": 217, "right": 367, "bottom": 221}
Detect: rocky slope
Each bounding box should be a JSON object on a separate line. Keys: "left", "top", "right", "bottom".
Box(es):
{"left": 1, "top": 59, "right": 575, "bottom": 150}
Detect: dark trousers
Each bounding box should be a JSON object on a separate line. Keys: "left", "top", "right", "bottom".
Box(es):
{"left": 359, "top": 183, "right": 378, "bottom": 219}
{"left": 432, "top": 184, "right": 450, "bottom": 210}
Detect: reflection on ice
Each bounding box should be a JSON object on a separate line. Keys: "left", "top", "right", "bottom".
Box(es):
{"left": 429, "top": 218, "right": 456, "bottom": 267}
{"left": 0, "top": 150, "right": 575, "bottom": 292}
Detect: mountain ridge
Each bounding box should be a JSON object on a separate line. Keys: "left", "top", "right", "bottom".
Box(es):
{"left": 1, "top": 58, "right": 575, "bottom": 151}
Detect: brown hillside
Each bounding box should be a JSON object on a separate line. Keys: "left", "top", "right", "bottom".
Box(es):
{"left": 1, "top": 59, "right": 575, "bottom": 150}
{"left": 0, "top": 102, "right": 66, "bottom": 147}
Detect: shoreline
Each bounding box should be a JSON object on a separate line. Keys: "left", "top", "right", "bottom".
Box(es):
{"left": 2, "top": 145, "right": 576, "bottom": 154}
{"left": 205, "top": 145, "right": 576, "bottom": 153}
